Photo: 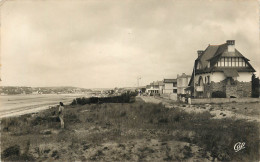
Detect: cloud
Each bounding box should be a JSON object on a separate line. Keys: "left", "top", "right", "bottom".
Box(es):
{"left": 1, "top": 0, "right": 259, "bottom": 88}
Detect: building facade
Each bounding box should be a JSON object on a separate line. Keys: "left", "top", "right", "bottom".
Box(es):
{"left": 146, "top": 81, "right": 163, "bottom": 95}
{"left": 188, "top": 40, "right": 256, "bottom": 98}
{"left": 177, "top": 73, "right": 191, "bottom": 95}
{"left": 163, "top": 79, "right": 177, "bottom": 94}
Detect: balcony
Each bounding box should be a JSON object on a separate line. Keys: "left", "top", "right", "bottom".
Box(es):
{"left": 196, "top": 86, "right": 204, "bottom": 92}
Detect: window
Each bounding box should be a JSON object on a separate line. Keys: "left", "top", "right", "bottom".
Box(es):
{"left": 216, "top": 57, "right": 248, "bottom": 67}
{"left": 207, "top": 76, "right": 210, "bottom": 84}
{"left": 173, "top": 83, "right": 177, "bottom": 87}
{"left": 221, "top": 58, "right": 225, "bottom": 66}
{"left": 197, "top": 63, "right": 202, "bottom": 69}
{"left": 242, "top": 60, "right": 245, "bottom": 66}
{"left": 238, "top": 58, "right": 243, "bottom": 67}
{"left": 198, "top": 76, "right": 203, "bottom": 86}
{"left": 173, "top": 89, "right": 177, "bottom": 93}
{"left": 232, "top": 57, "right": 238, "bottom": 67}
{"left": 226, "top": 57, "right": 231, "bottom": 67}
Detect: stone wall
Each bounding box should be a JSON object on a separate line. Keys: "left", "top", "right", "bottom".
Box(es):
{"left": 226, "top": 85, "right": 238, "bottom": 98}
{"left": 201, "top": 80, "right": 252, "bottom": 98}
{"left": 237, "top": 82, "right": 251, "bottom": 97}
{"left": 190, "top": 98, "right": 260, "bottom": 104}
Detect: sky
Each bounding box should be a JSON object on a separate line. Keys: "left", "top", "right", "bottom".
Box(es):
{"left": 1, "top": 0, "right": 259, "bottom": 88}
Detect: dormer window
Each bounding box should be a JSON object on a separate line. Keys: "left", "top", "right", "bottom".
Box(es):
{"left": 215, "top": 57, "right": 247, "bottom": 67}
{"left": 197, "top": 63, "right": 202, "bottom": 69}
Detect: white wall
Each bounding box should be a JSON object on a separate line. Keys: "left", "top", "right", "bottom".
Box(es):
{"left": 195, "top": 71, "right": 252, "bottom": 84}
{"left": 211, "top": 72, "right": 225, "bottom": 82}
{"left": 237, "top": 72, "right": 252, "bottom": 82}
{"left": 177, "top": 77, "right": 191, "bottom": 87}
{"left": 169, "top": 93, "right": 177, "bottom": 100}
{"left": 163, "top": 89, "right": 174, "bottom": 94}
{"left": 163, "top": 83, "right": 177, "bottom": 94}
{"left": 164, "top": 83, "right": 174, "bottom": 89}
{"left": 177, "top": 76, "right": 191, "bottom": 94}
{"left": 195, "top": 73, "right": 214, "bottom": 84}
{"left": 228, "top": 45, "right": 235, "bottom": 52}
{"left": 159, "top": 85, "right": 164, "bottom": 93}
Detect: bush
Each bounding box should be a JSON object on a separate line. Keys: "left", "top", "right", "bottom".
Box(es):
{"left": 71, "top": 91, "right": 137, "bottom": 105}
{"left": 2, "top": 145, "right": 20, "bottom": 158}
{"left": 212, "top": 91, "right": 226, "bottom": 98}
{"left": 65, "top": 112, "right": 81, "bottom": 123}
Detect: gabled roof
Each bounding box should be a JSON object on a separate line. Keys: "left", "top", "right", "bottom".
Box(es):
{"left": 188, "top": 40, "right": 256, "bottom": 86}
{"left": 163, "top": 79, "right": 177, "bottom": 83}
{"left": 198, "top": 44, "right": 222, "bottom": 69}
{"left": 194, "top": 42, "right": 255, "bottom": 74}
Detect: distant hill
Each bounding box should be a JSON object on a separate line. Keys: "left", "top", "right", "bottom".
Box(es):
{"left": 0, "top": 86, "right": 92, "bottom": 95}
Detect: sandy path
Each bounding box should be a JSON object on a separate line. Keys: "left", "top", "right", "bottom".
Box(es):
{"left": 139, "top": 96, "right": 260, "bottom": 122}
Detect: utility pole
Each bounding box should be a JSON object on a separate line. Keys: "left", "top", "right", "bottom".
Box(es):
{"left": 193, "top": 63, "right": 196, "bottom": 98}
{"left": 137, "top": 76, "right": 142, "bottom": 96}
{"left": 137, "top": 76, "right": 141, "bottom": 87}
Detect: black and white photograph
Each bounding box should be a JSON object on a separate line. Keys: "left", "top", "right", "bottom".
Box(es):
{"left": 0, "top": 0, "right": 259, "bottom": 161}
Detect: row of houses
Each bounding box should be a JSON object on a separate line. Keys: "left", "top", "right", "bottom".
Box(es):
{"left": 145, "top": 73, "right": 191, "bottom": 96}
{"left": 145, "top": 40, "right": 259, "bottom": 99}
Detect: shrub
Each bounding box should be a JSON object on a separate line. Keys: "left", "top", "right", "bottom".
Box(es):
{"left": 2, "top": 145, "right": 20, "bottom": 158}
{"left": 65, "top": 112, "right": 81, "bottom": 123}
{"left": 71, "top": 91, "right": 137, "bottom": 105}
{"left": 2, "top": 144, "right": 35, "bottom": 162}
{"left": 212, "top": 91, "right": 226, "bottom": 98}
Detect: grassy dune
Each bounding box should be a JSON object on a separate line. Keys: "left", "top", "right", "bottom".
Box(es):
{"left": 1, "top": 98, "right": 259, "bottom": 161}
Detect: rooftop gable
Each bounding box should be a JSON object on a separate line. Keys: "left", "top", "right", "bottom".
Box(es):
{"left": 198, "top": 43, "right": 226, "bottom": 69}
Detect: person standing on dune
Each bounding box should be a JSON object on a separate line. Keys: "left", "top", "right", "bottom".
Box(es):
{"left": 58, "top": 102, "right": 65, "bottom": 129}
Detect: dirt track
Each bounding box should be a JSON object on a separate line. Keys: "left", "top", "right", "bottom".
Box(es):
{"left": 139, "top": 96, "right": 260, "bottom": 122}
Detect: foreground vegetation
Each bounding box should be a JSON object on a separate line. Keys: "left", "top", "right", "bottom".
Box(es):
{"left": 71, "top": 91, "right": 138, "bottom": 105}
{"left": 1, "top": 98, "right": 259, "bottom": 161}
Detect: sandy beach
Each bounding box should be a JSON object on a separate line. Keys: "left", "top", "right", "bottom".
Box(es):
{"left": 0, "top": 94, "right": 87, "bottom": 118}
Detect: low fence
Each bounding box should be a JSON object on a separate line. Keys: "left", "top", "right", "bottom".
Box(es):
{"left": 161, "top": 93, "right": 177, "bottom": 101}
{"left": 190, "top": 98, "right": 260, "bottom": 104}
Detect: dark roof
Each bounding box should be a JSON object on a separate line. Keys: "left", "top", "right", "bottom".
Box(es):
{"left": 194, "top": 42, "right": 255, "bottom": 75}
{"left": 163, "top": 79, "right": 177, "bottom": 83}
{"left": 198, "top": 45, "right": 221, "bottom": 69}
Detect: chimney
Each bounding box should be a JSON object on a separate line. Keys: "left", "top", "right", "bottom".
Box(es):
{"left": 226, "top": 40, "right": 235, "bottom": 52}
{"left": 197, "top": 50, "right": 204, "bottom": 57}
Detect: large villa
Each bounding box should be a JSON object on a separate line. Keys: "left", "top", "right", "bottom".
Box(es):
{"left": 188, "top": 40, "right": 256, "bottom": 98}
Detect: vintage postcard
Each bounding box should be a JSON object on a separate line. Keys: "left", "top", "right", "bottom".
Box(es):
{"left": 0, "top": 0, "right": 259, "bottom": 161}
